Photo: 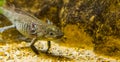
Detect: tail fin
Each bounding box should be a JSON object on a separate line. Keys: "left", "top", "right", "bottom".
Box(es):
{"left": 0, "top": 0, "right": 6, "bottom": 14}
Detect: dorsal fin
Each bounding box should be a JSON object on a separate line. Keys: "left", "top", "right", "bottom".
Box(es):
{"left": 14, "top": 8, "right": 40, "bottom": 21}
{"left": 4, "top": 3, "right": 40, "bottom": 21}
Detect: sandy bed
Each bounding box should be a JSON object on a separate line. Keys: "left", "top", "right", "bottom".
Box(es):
{"left": 0, "top": 38, "right": 119, "bottom": 62}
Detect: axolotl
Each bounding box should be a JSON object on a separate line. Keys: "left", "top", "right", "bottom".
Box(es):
{"left": 0, "top": 6, "right": 64, "bottom": 54}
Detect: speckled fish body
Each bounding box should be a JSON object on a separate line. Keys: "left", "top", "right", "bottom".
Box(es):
{"left": 0, "top": 7, "right": 63, "bottom": 40}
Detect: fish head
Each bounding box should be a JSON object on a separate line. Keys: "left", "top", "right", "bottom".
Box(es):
{"left": 43, "top": 25, "right": 64, "bottom": 40}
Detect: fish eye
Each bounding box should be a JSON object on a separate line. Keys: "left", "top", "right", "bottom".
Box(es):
{"left": 49, "top": 32, "right": 54, "bottom": 35}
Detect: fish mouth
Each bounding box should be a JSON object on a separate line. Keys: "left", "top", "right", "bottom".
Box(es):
{"left": 44, "top": 33, "right": 64, "bottom": 40}
{"left": 56, "top": 33, "right": 64, "bottom": 39}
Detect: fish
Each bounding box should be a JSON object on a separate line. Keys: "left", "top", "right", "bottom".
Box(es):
{"left": 0, "top": 5, "right": 64, "bottom": 54}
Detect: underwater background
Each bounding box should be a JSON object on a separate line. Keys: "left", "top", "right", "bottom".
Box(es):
{"left": 0, "top": 0, "right": 120, "bottom": 62}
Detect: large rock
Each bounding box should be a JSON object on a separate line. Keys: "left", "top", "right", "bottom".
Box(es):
{"left": 1, "top": 0, "right": 120, "bottom": 59}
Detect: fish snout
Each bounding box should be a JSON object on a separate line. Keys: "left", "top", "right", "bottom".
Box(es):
{"left": 56, "top": 32, "right": 64, "bottom": 39}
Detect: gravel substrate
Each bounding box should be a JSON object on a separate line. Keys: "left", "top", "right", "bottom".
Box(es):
{"left": 0, "top": 39, "right": 120, "bottom": 62}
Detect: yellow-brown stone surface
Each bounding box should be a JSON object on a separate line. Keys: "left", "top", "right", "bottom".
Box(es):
{"left": 0, "top": 0, "right": 120, "bottom": 62}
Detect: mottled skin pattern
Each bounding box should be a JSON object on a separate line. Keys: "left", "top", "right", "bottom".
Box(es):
{"left": 0, "top": 7, "right": 64, "bottom": 54}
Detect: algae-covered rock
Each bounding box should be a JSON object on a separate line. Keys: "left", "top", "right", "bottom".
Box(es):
{"left": 0, "top": 0, "right": 120, "bottom": 61}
